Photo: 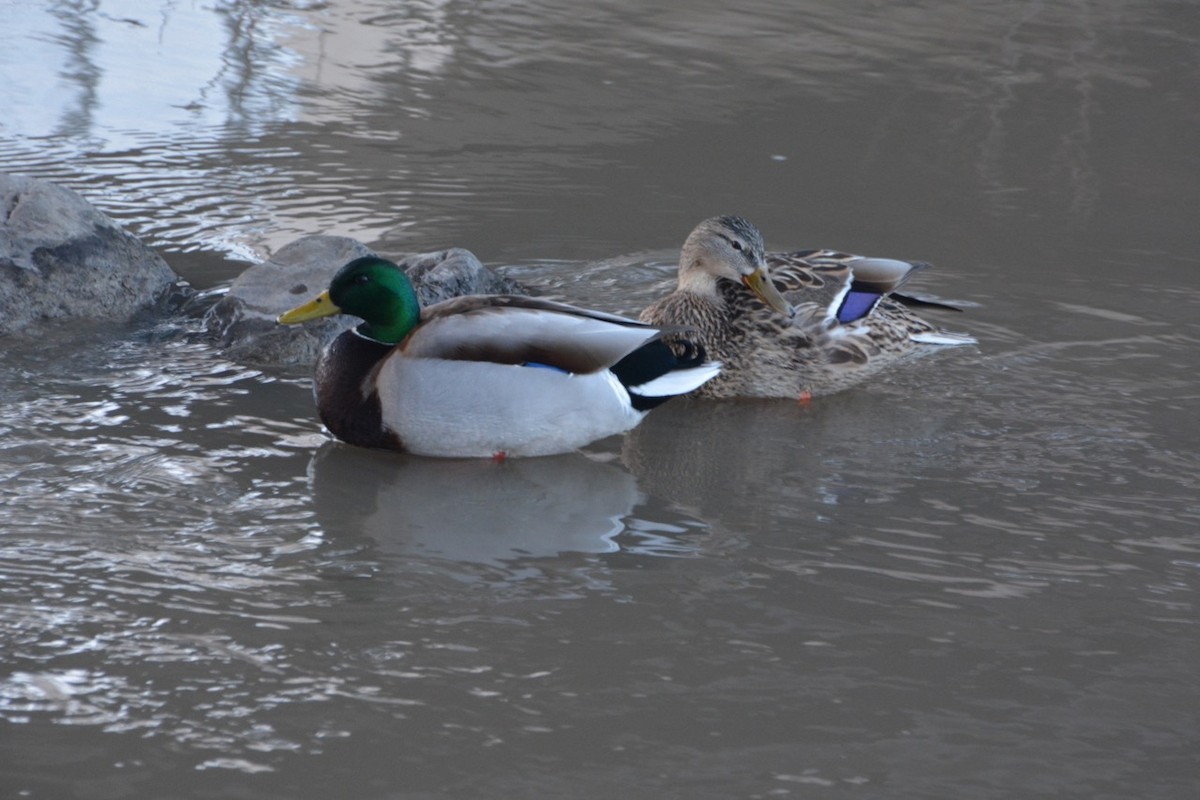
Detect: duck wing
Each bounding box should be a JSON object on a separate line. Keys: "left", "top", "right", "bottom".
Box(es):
{"left": 401, "top": 294, "right": 669, "bottom": 374}
{"left": 768, "top": 249, "right": 930, "bottom": 326}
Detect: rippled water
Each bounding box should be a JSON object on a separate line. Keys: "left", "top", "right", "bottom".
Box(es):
{"left": 2, "top": 1, "right": 1198, "bottom": 798}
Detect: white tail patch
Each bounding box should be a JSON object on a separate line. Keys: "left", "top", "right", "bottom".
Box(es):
{"left": 630, "top": 362, "right": 722, "bottom": 397}
{"left": 910, "top": 331, "right": 977, "bottom": 346}
{"left": 824, "top": 273, "right": 854, "bottom": 326}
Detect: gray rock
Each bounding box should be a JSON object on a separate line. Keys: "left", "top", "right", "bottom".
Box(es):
{"left": 0, "top": 173, "right": 182, "bottom": 335}
{"left": 205, "top": 236, "right": 374, "bottom": 365}
{"left": 401, "top": 248, "right": 524, "bottom": 307}
{"left": 206, "top": 234, "right": 525, "bottom": 365}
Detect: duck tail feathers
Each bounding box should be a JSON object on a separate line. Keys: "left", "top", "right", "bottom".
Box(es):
{"left": 611, "top": 338, "right": 720, "bottom": 410}
{"left": 629, "top": 361, "right": 721, "bottom": 399}
{"left": 910, "top": 330, "right": 977, "bottom": 346}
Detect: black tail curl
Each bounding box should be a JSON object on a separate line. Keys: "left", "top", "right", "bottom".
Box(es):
{"left": 610, "top": 336, "right": 709, "bottom": 412}
{"left": 668, "top": 337, "right": 707, "bottom": 368}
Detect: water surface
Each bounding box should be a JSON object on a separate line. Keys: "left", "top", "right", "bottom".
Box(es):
{"left": 1, "top": 1, "right": 1197, "bottom": 798}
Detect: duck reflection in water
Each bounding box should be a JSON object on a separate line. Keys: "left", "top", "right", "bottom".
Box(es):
{"left": 308, "top": 443, "right": 702, "bottom": 564}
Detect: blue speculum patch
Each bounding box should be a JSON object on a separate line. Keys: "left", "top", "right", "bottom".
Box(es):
{"left": 837, "top": 291, "right": 880, "bottom": 323}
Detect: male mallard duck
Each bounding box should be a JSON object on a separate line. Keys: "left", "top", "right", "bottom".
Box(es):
{"left": 638, "top": 215, "right": 976, "bottom": 399}
{"left": 278, "top": 255, "right": 719, "bottom": 458}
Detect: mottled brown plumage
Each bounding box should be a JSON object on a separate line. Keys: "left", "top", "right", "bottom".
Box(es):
{"left": 639, "top": 216, "right": 976, "bottom": 399}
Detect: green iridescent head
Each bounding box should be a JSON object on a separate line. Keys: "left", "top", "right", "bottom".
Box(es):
{"left": 278, "top": 256, "right": 421, "bottom": 344}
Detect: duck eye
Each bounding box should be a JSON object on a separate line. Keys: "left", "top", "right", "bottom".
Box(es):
{"left": 731, "top": 240, "right": 744, "bottom": 251}
{"left": 353, "top": 274, "right": 370, "bottom": 285}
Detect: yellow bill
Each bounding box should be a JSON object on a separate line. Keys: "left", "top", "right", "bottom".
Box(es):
{"left": 742, "top": 267, "right": 794, "bottom": 317}
{"left": 278, "top": 290, "right": 341, "bottom": 324}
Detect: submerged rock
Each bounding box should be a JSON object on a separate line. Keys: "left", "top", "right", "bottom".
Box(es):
{"left": 206, "top": 235, "right": 525, "bottom": 365}
{"left": 205, "top": 236, "right": 373, "bottom": 366}
{"left": 0, "top": 173, "right": 182, "bottom": 335}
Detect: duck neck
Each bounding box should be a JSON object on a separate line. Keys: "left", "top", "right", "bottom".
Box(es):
{"left": 677, "top": 258, "right": 721, "bottom": 298}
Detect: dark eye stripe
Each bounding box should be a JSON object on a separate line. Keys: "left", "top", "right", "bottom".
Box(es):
{"left": 718, "top": 233, "right": 760, "bottom": 265}
{"left": 717, "top": 233, "right": 744, "bottom": 251}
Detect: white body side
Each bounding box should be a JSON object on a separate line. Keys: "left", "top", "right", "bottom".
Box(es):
{"left": 376, "top": 358, "right": 647, "bottom": 457}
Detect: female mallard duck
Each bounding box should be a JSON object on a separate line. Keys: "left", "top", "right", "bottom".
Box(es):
{"left": 278, "top": 255, "right": 719, "bottom": 458}
{"left": 639, "top": 215, "right": 976, "bottom": 399}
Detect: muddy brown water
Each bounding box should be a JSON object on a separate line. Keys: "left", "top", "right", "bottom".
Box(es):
{"left": 2, "top": 2, "right": 1197, "bottom": 798}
